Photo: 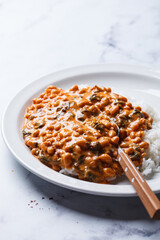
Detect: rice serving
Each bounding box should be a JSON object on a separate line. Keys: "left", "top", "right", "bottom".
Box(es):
{"left": 139, "top": 102, "right": 160, "bottom": 176}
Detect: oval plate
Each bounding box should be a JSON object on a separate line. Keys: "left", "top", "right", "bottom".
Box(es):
{"left": 2, "top": 64, "right": 160, "bottom": 196}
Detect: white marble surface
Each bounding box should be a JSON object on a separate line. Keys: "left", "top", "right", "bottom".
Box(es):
{"left": 1, "top": 0, "right": 160, "bottom": 239}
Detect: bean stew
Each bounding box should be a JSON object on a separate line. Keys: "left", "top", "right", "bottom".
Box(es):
{"left": 22, "top": 85, "right": 153, "bottom": 183}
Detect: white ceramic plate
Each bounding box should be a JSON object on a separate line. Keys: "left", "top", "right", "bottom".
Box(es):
{"left": 2, "top": 64, "right": 160, "bottom": 196}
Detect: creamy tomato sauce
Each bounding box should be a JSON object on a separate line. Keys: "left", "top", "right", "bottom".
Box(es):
{"left": 22, "top": 85, "right": 153, "bottom": 183}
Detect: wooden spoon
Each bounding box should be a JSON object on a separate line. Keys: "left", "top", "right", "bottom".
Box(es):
{"left": 118, "top": 147, "right": 160, "bottom": 219}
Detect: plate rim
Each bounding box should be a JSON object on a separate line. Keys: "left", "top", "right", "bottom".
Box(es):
{"left": 2, "top": 63, "right": 160, "bottom": 197}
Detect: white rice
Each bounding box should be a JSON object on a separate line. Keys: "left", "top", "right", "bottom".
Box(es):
{"left": 59, "top": 168, "right": 78, "bottom": 177}
{"left": 62, "top": 85, "right": 160, "bottom": 179}
{"left": 137, "top": 101, "right": 160, "bottom": 177}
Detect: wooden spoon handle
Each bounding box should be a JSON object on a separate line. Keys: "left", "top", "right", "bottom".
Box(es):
{"left": 118, "top": 147, "right": 160, "bottom": 219}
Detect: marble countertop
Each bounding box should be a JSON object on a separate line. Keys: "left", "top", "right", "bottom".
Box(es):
{"left": 1, "top": 0, "right": 160, "bottom": 239}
